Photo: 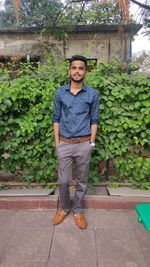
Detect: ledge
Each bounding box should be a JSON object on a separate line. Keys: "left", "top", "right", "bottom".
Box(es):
{"left": 0, "top": 24, "right": 142, "bottom": 36}
{"left": 84, "top": 195, "right": 150, "bottom": 210}
{"left": 0, "top": 194, "right": 149, "bottom": 210}
{"left": 0, "top": 195, "right": 58, "bottom": 210}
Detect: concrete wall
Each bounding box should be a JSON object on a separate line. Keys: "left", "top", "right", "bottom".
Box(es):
{"left": 65, "top": 32, "right": 131, "bottom": 64}
{"left": 0, "top": 28, "right": 134, "bottom": 64}
{"left": 0, "top": 32, "right": 64, "bottom": 62}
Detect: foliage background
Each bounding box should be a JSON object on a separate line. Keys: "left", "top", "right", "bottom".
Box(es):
{"left": 0, "top": 0, "right": 131, "bottom": 27}
{"left": 0, "top": 60, "right": 150, "bottom": 188}
{"left": 0, "top": 0, "right": 149, "bottom": 29}
{"left": 86, "top": 63, "right": 150, "bottom": 188}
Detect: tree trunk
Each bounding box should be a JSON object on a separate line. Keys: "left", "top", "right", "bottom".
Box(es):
{"left": 12, "top": 0, "right": 21, "bottom": 21}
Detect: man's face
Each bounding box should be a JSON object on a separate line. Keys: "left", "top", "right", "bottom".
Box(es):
{"left": 68, "top": 60, "right": 87, "bottom": 83}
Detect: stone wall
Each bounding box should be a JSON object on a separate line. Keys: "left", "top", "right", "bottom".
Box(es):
{"left": 0, "top": 31, "right": 64, "bottom": 63}
{"left": 0, "top": 25, "right": 142, "bottom": 64}
{"left": 65, "top": 32, "right": 131, "bottom": 64}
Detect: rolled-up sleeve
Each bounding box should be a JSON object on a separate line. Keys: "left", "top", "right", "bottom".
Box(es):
{"left": 53, "top": 90, "right": 62, "bottom": 123}
{"left": 90, "top": 92, "right": 99, "bottom": 125}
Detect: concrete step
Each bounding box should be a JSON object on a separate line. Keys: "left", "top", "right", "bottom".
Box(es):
{"left": 107, "top": 186, "right": 150, "bottom": 198}
{"left": 0, "top": 188, "right": 54, "bottom": 197}
{"left": 0, "top": 194, "right": 150, "bottom": 210}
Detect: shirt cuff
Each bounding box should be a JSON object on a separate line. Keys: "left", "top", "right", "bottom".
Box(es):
{"left": 53, "top": 117, "right": 60, "bottom": 123}
{"left": 91, "top": 119, "right": 98, "bottom": 125}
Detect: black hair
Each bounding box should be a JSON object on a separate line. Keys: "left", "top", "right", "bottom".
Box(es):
{"left": 69, "top": 55, "right": 87, "bottom": 69}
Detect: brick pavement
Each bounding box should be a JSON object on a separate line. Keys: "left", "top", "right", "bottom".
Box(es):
{"left": 0, "top": 209, "right": 150, "bottom": 267}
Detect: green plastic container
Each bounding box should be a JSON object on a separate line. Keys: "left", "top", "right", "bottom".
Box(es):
{"left": 136, "top": 203, "right": 150, "bottom": 232}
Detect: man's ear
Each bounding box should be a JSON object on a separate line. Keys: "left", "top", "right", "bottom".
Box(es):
{"left": 68, "top": 68, "right": 71, "bottom": 76}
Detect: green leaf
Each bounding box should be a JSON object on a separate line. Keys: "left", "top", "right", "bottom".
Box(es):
{"left": 134, "top": 102, "right": 141, "bottom": 109}
{"left": 107, "top": 101, "right": 113, "bottom": 107}
{"left": 3, "top": 99, "right": 12, "bottom": 107}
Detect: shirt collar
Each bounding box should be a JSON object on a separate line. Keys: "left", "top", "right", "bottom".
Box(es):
{"left": 65, "top": 83, "right": 87, "bottom": 91}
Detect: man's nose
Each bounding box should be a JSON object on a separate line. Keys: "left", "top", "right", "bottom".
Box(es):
{"left": 75, "top": 69, "right": 80, "bottom": 73}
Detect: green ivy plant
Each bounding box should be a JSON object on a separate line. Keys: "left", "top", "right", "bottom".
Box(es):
{"left": 0, "top": 61, "right": 150, "bottom": 188}
{"left": 86, "top": 64, "right": 150, "bottom": 188}
{"left": 0, "top": 61, "right": 69, "bottom": 184}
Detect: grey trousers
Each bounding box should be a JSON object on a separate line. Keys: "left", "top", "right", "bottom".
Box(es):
{"left": 56, "top": 140, "right": 92, "bottom": 214}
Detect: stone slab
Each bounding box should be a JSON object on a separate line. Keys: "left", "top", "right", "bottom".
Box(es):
{"left": 8, "top": 210, "right": 55, "bottom": 229}
{"left": 95, "top": 229, "right": 145, "bottom": 262}
{"left": 0, "top": 188, "right": 54, "bottom": 197}
{"left": 49, "top": 260, "right": 97, "bottom": 267}
{"left": 0, "top": 261, "right": 47, "bottom": 267}
{"left": 134, "top": 228, "right": 150, "bottom": 260}
{"left": 0, "top": 209, "right": 150, "bottom": 267}
{"left": 107, "top": 187, "right": 150, "bottom": 197}
{"left": 87, "top": 209, "right": 133, "bottom": 230}
{"left": 87, "top": 185, "right": 108, "bottom": 195}
{"left": 50, "top": 229, "right": 97, "bottom": 264}
{"left": 98, "top": 260, "right": 150, "bottom": 267}
{"left": 2, "top": 227, "right": 53, "bottom": 261}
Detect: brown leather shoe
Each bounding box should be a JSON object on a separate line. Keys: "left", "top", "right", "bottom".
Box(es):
{"left": 52, "top": 210, "right": 69, "bottom": 225}
{"left": 73, "top": 213, "right": 87, "bottom": 229}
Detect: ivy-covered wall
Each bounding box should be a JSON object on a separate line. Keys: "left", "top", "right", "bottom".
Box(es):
{"left": 0, "top": 61, "right": 150, "bottom": 188}
{"left": 86, "top": 64, "right": 150, "bottom": 189}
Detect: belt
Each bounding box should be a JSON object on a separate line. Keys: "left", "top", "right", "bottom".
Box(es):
{"left": 60, "top": 135, "right": 91, "bottom": 144}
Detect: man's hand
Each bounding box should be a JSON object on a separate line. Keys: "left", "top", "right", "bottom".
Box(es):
{"left": 54, "top": 122, "right": 60, "bottom": 148}
{"left": 90, "top": 124, "right": 98, "bottom": 143}
{"left": 55, "top": 141, "right": 60, "bottom": 148}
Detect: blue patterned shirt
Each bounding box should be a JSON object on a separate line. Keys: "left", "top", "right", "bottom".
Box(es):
{"left": 53, "top": 83, "right": 99, "bottom": 138}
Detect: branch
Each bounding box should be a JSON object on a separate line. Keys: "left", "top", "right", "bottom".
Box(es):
{"left": 53, "top": 0, "right": 150, "bottom": 27}
{"left": 75, "top": 1, "right": 86, "bottom": 25}
{"left": 130, "top": 0, "right": 150, "bottom": 10}
{"left": 63, "top": 0, "right": 150, "bottom": 11}
{"left": 73, "top": 0, "right": 150, "bottom": 10}
{"left": 53, "top": 1, "right": 72, "bottom": 27}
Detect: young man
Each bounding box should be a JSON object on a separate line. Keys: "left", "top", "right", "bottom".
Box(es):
{"left": 52, "top": 55, "right": 99, "bottom": 229}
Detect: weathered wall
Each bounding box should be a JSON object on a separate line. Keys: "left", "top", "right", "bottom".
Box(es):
{"left": 65, "top": 32, "right": 130, "bottom": 64}
{"left": 0, "top": 26, "right": 139, "bottom": 64}
{"left": 0, "top": 32, "right": 64, "bottom": 62}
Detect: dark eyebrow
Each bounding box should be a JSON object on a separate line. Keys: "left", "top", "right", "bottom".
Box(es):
{"left": 71, "top": 66, "right": 85, "bottom": 69}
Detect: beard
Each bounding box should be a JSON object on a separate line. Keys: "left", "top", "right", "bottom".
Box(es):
{"left": 70, "top": 76, "right": 84, "bottom": 83}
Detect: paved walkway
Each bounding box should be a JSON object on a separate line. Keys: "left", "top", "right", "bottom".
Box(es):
{"left": 0, "top": 209, "right": 150, "bottom": 267}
